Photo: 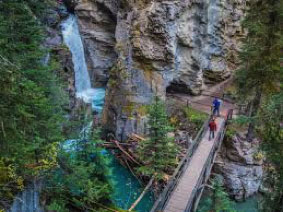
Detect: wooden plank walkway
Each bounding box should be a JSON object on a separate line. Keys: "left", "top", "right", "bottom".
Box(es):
{"left": 163, "top": 117, "right": 225, "bottom": 212}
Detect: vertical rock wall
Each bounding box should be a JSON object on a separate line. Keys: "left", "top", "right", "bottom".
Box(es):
{"left": 96, "top": 0, "right": 247, "bottom": 140}
{"left": 74, "top": 0, "right": 118, "bottom": 86}
{"left": 214, "top": 132, "right": 263, "bottom": 201}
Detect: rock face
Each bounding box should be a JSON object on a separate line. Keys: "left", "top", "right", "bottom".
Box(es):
{"left": 98, "top": 0, "right": 247, "bottom": 140}
{"left": 9, "top": 181, "right": 43, "bottom": 212}
{"left": 74, "top": 0, "right": 118, "bottom": 86}
{"left": 214, "top": 132, "right": 263, "bottom": 201}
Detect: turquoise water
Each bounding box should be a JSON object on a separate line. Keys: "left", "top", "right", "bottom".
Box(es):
{"left": 197, "top": 192, "right": 259, "bottom": 212}
{"left": 91, "top": 89, "right": 154, "bottom": 211}
{"left": 234, "top": 196, "right": 259, "bottom": 212}
{"left": 62, "top": 13, "right": 153, "bottom": 211}
{"left": 104, "top": 150, "right": 155, "bottom": 212}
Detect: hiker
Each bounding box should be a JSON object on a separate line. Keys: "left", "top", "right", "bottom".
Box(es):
{"left": 212, "top": 97, "right": 221, "bottom": 117}
{"left": 209, "top": 118, "right": 217, "bottom": 140}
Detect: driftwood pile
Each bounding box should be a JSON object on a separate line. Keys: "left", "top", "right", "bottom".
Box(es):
{"left": 102, "top": 133, "right": 146, "bottom": 172}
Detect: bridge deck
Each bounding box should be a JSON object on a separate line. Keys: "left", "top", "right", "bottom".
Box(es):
{"left": 164, "top": 117, "right": 225, "bottom": 212}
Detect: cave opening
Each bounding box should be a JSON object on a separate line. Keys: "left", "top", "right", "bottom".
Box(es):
{"left": 166, "top": 80, "right": 192, "bottom": 95}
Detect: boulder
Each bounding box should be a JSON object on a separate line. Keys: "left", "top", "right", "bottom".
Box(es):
{"left": 214, "top": 133, "right": 263, "bottom": 201}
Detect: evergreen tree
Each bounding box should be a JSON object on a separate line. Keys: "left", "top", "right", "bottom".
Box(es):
{"left": 44, "top": 131, "right": 113, "bottom": 212}
{"left": 0, "top": 0, "right": 64, "bottom": 209}
{"left": 260, "top": 91, "right": 283, "bottom": 212}
{"left": 137, "top": 97, "right": 179, "bottom": 180}
{"left": 0, "top": 0, "right": 64, "bottom": 174}
{"left": 197, "top": 178, "right": 236, "bottom": 212}
{"left": 211, "top": 179, "right": 236, "bottom": 212}
{"left": 236, "top": 0, "right": 282, "bottom": 141}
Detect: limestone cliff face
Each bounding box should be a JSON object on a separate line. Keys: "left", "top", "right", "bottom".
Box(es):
{"left": 91, "top": 0, "right": 246, "bottom": 140}
{"left": 214, "top": 132, "right": 263, "bottom": 201}
{"left": 74, "top": 0, "right": 118, "bottom": 86}
{"left": 71, "top": 0, "right": 246, "bottom": 139}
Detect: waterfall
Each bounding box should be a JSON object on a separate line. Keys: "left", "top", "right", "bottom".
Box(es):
{"left": 9, "top": 181, "right": 43, "bottom": 212}
{"left": 61, "top": 14, "right": 97, "bottom": 104}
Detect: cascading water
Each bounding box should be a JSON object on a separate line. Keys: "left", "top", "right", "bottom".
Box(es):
{"left": 61, "top": 14, "right": 99, "bottom": 104}
{"left": 61, "top": 14, "right": 154, "bottom": 212}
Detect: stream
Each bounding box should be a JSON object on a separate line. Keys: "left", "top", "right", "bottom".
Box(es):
{"left": 197, "top": 190, "right": 260, "bottom": 212}
{"left": 61, "top": 14, "right": 154, "bottom": 211}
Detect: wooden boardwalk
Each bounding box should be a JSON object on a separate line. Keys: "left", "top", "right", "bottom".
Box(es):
{"left": 163, "top": 117, "right": 225, "bottom": 212}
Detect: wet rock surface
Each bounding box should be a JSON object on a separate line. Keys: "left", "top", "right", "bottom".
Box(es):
{"left": 214, "top": 132, "right": 263, "bottom": 201}
{"left": 74, "top": 0, "right": 118, "bottom": 86}
{"left": 96, "top": 0, "right": 247, "bottom": 140}
{"left": 9, "top": 181, "right": 44, "bottom": 212}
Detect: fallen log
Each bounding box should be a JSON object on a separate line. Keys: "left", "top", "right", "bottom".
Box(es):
{"left": 101, "top": 142, "right": 135, "bottom": 149}
{"left": 128, "top": 176, "right": 154, "bottom": 211}
{"left": 128, "top": 133, "right": 146, "bottom": 142}
{"left": 122, "top": 156, "right": 143, "bottom": 186}
{"left": 103, "top": 142, "right": 133, "bottom": 146}
{"left": 111, "top": 139, "right": 141, "bottom": 166}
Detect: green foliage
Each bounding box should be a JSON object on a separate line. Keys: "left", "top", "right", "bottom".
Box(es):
{"left": 225, "top": 116, "right": 249, "bottom": 139}
{"left": 236, "top": 0, "right": 282, "bottom": 98}
{"left": 235, "top": 0, "right": 282, "bottom": 209}
{"left": 44, "top": 131, "right": 113, "bottom": 211}
{"left": 211, "top": 178, "right": 236, "bottom": 212}
{"left": 259, "top": 91, "right": 283, "bottom": 212}
{"left": 0, "top": 158, "right": 24, "bottom": 208}
{"left": 0, "top": 0, "right": 64, "bottom": 209}
{"left": 235, "top": 0, "right": 282, "bottom": 139}
{"left": 197, "top": 178, "right": 236, "bottom": 212}
{"left": 184, "top": 106, "right": 208, "bottom": 129}
{"left": 137, "top": 97, "right": 179, "bottom": 180}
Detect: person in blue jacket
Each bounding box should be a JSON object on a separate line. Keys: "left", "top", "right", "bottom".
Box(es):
{"left": 212, "top": 97, "right": 221, "bottom": 117}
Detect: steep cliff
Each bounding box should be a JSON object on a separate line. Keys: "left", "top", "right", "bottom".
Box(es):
{"left": 75, "top": 0, "right": 118, "bottom": 86}
{"left": 95, "top": 0, "right": 247, "bottom": 140}
{"left": 214, "top": 132, "right": 263, "bottom": 201}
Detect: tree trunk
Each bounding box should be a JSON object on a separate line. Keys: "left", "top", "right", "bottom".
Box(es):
{"left": 111, "top": 139, "right": 141, "bottom": 165}
{"left": 247, "top": 87, "right": 262, "bottom": 142}
{"left": 128, "top": 176, "right": 154, "bottom": 211}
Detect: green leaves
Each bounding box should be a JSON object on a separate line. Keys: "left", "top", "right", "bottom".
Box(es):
{"left": 44, "top": 132, "right": 113, "bottom": 211}
{"left": 137, "top": 98, "right": 179, "bottom": 180}
{"left": 0, "top": 1, "right": 65, "bottom": 209}
{"left": 259, "top": 91, "right": 283, "bottom": 212}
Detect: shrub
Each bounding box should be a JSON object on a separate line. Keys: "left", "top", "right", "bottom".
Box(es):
{"left": 184, "top": 107, "right": 207, "bottom": 129}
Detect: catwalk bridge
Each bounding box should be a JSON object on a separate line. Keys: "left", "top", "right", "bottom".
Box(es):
{"left": 150, "top": 108, "right": 233, "bottom": 212}
{"left": 150, "top": 79, "right": 237, "bottom": 212}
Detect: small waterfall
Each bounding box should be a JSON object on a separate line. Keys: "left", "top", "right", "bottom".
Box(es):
{"left": 9, "top": 181, "right": 43, "bottom": 212}
{"left": 61, "top": 14, "right": 97, "bottom": 104}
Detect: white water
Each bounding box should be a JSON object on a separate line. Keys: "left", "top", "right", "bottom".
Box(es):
{"left": 61, "top": 14, "right": 102, "bottom": 105}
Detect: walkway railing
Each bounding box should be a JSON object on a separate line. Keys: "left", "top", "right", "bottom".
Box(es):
{"left": 150, "top": 109, "right": 233, "bottom": 212}
{"left": 188, "top": 109, "right": 233, "bottom": 212}
{"left": 150, "top": 118, "right": 210, "bottom": 212}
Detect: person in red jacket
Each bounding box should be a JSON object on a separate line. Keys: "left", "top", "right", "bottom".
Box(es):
{"left": 209, "top": 118, "right": 217, "bottom": 140}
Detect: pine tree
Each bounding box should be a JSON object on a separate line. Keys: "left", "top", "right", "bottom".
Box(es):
{"left": 137, "top": 97, "right": 179, "bottom": 180}
{"left": 260, "top": 90, "right": 283, "bottom": 212}
{"left": 0, "top": 1, "right": 64, "bottom": 209}
{"left": 44, "top": 131, "right": 113, "bottom": 212}
{"left": 197, "top": 178, "right": 236, "bottom": 212}
{"left": 236, "top": 0, "right": 282, "bottom": 141}
{"left": 211, "top": 179, "right": 236, "bottom": 212}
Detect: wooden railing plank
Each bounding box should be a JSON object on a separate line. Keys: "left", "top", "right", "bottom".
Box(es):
{"left": 151, "top": 109, "right": 233, "bottom": 212}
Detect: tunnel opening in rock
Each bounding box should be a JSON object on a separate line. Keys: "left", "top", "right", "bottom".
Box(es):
{"left": 166, "top": 80, "right": 192, "bottom": 95}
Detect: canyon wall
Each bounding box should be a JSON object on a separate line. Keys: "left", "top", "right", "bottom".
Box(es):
{"left": 71, "top": 0, "right": 246, "bottom": 140}
{"left": 69, "top": 0, "right": 246, "bottom": 139}
{"left": 214, "top": 132, "right": 263, "bottom": 201}
{"left": 75, "top": 0, "right": 118, "bottom": 86}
